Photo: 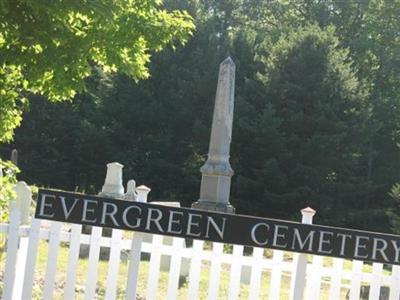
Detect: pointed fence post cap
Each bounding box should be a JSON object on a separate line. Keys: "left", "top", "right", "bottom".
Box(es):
{"left": 136, "top": 185, "right": 151, "bottom": 203}
{"left": 301, "top": 206, "right": 316, "bottom": 215}
{"left": 136, "top": 185, "right": 151, "bottom": 193}
{"left": 300, "top": 206, "right": 316, "bottom": 224}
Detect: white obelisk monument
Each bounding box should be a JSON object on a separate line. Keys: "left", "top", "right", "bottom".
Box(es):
{"left": 192, "top": 57, "right": 236, "bottom": 213}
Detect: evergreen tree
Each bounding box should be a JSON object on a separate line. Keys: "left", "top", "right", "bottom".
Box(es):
{"left": 233, "top": 25, "right": 391, "bottom": 230}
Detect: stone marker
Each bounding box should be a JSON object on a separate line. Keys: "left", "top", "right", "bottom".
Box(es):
{"left": 11, "top": 149, "right": 18, "bottom": 166}
{"left": 124, "top": 179, "right": 137, "bottom": 201}
{"left": 13, "top": 181, "right": 32, "bottom": 224}
{"left": 192, "top": 57, "right": 236, "bottom": 213}
{"left": 81, "top": 162, "right": 125, "bottom": 259}
{"left": 99, "top": 162, "right": 124, "bottom": 198}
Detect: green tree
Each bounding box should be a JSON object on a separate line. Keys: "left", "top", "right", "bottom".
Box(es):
{"left": 234, "top": 25, "right": 383, "bottom": 226}
{"left": 238, "top": 0, "right": 400, "bottom": 185}
{"left": 0, "top": 0, "right": 194, "bottom": 142}
{"left": 232, "top": 0, "right": 400, "bottom": 229}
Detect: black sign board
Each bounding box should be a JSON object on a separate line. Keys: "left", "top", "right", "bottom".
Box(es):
{"left": 35, "top": 189, "right": 400, "bottom": 265}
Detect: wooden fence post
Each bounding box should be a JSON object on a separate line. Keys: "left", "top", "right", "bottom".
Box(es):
{"left": 12, "top": 182, "right": 32, "bottom": 299}
{"left": 2, "top": 201, "right": 21, "bottom": 300}
{"left": 125, "top": 185, "right": 151, "bottom": 300}
{"left": 3, "top": 181, "right": 32, "bottom": 300}
{"left": 290, "top": 207, "right": 316, "bottom": 300}
{"left": 227, "top": 245, "right": 244, "bottom": 300}
{"left": 187, "top": 239, "right": 205, "bottom": 300}
{"left": 389, "top": 265, "right": 400, "bottom": 299}
{"left": 63, "top": 223, "right": 82, "bottom": 300}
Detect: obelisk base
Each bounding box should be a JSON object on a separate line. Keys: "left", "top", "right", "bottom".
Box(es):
{"left": 192, "top": 200, "right": 235, "bottom": 213}
{"left": 192, "top": 171, "right": 235, "bottom": 213}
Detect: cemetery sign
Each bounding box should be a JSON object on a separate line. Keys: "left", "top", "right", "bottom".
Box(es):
{"left": 35, "top": 188, "right": 400, "bottom": 265}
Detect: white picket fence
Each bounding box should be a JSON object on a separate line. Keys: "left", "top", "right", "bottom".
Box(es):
{"left": 1, "top": 181, "right": 400, "bottom": 299}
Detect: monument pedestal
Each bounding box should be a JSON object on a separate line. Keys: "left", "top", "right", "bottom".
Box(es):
{"left": 192, "top": 164, "right": 235, "bottom": 213}
{"left": 192, "top": 200, "right": 235, "bottom": 213}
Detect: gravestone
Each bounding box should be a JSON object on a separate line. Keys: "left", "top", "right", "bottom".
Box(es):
{"left": 11, "top": 149, "right": 18, "bottom": 166}
{"left": 80, "top": 162, "right": 127, "bottom": 259}
{"left": 192, "top": 57, "right": 236, "bottom": 213}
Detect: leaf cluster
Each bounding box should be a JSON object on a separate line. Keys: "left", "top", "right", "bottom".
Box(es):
{"left": 0, "top": 159, "right": 19, "bottom": 222}
{"left": 0, "top": 0, "right": 194, "bottom": 142}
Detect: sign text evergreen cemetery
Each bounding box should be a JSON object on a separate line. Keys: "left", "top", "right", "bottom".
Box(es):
{"left": 35, "top": 189, "right": 400, "bottom": 265}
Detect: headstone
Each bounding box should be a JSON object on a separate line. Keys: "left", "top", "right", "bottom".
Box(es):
{"left": 124, "top": 179, "right": 137, "bottom": 201}
{"left": 80, "top": 162, "right": 125, "bottom": 259}
{"left": 11, "top": 149, "right": 18, "bottom": 166}
{"left": 192, "top": 57, "right": 236, "bottom": 213}
{"left": 99, "top": 162, "right": 124, "bottom": 198}
{"left": 13, "top": 181, "right": 32, "bottom": 224}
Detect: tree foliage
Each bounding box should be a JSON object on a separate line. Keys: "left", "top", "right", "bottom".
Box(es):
{"left": 0, "top": 0, "right": 194, "bottom": 142}
{"left": 234, "top": 25, "right": 369, "bottom": 222}
{"left": 0, "top": 160, "right": 19, "bottom": 222}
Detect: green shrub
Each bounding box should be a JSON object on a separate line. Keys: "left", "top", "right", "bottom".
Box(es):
{"left": 0, "top": 159, "right": 19, "bottom": 222}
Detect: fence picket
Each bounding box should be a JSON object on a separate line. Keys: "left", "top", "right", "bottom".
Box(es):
{"left": 369, "top": 263, "right": 383, "bottom": 300}
{"left": 389, "top": 265, "right": 400, "bottom": 300}
{"left": 328, "top": 258, "right": 343, "bottom": 299}
{"left": 290, "top": 253, "right": 308, "bottom": 300}
{"left": 248, "top": 247, "right": 264, "bottom": 300}
{"left": 64, "top": 224, "right": 82, "bottom": 300}
{"left": 12, "top": 235, "right": 29, "bottom": 299}
{"left": 290, "top": 208, "right": 315, "bottom": 300}
{"left": 2, "top": 208, "right": 21, "bottom": 300}
{"left": 227, "top": 245, "right": 244, "bottom": 300}
{"left": 187, "top": 239, "right": 204, "bottom": 300}
{"left": 105, "top": 228, "right": 123, "bottom": 300}
{"left": 269, "top": 250, "right": 284, "bottom": 299}
{"left": 84, "top": 226, "right": 103, "bottom": 300}
{"left": 305, "top": 255, "right": 323, "bottom": 299}
{"left": 43, "top": 221, "right": 62, "bottom": 300}
{"left": 22, "top": 218, "right": 41, "bottom": 300}
{"left": 125, "top": 232, "right": 144, "bottom": 300}
{"left": 207, "top": 242, "right": 224, "bottom": 300}
{"left": 348, "top": 260, "right": 363, "bottom": 300}
{"left": 166, "top": 237, "right": 185, "bottom": 300}
{"left": 146, "top": 234, "right": 164, "bottom": 300}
